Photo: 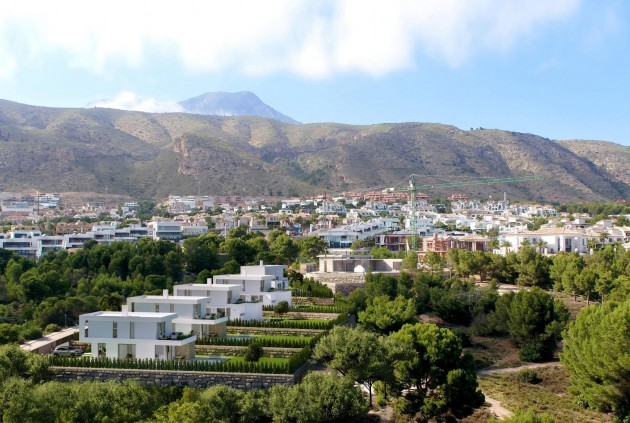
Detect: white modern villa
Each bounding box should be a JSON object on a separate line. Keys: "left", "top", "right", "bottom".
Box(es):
{"left": 173, "top": 261, "right": 292, "bottom": 320}
{"left": 78, "top": 262, "right": 292, "bottom": 360}
{"left": 126, "top": 290, "right": 229, "bottom": 338}
{"left": 78, "top": 305, "right": 197, "bottom": 360}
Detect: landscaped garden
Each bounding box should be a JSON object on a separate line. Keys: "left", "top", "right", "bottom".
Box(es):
{"left": 57, "top": 299, "right": 348, "bottom": 375}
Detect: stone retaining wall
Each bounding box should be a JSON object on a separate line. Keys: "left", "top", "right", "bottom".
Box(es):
{"left": 227, "top": 327, "right": 324, "bottom": 336}
{"left": 291, "top": 297, "right": 335, "bottom": 306}
{"left": 195, "top": 345, "right": 301, "bottom": 358}
{"left": 51, "top": 367, "right": 295, "bottom": 389}
{"left": 306, "top": 273, "right": 366, "bottom": 295}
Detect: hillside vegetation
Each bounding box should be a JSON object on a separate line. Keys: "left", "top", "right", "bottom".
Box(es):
{"left": 557, "top": 140, "right": 630, "bottom": 186}
{"left": 1, "top": 99, "right": 629, "bottom": 202}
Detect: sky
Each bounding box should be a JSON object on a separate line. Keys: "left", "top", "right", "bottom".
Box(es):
{"left": 1, "top": 0, "right": 629, "bottom": 145}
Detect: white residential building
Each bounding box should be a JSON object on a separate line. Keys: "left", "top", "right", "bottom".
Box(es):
{"left": 127, "top": 290, "right": 228, "bottom": 338}
{"left": 172, "top": 282, "right": 262, "bottom": 320}
{"left": 147, "top": 220, "right": 183, "bottom": 240}
{"left": 316, "top": 202, "right": 347, "bottom": 215}
{"left": 173, "top": 262, "right": 291, "bottom": 320}
{"left": 317, "top": 218, "right": 401, "bottom": 248}
{"left": 501, "top": 227, "right": 593, "bottom": 255}
{"left": 79, "top": 305, "right": 197, "bottom": 360}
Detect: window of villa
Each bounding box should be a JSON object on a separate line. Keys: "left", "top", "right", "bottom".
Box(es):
{"left": 112, "top": 322, "right": 118, "bottom": 338}
{"left": 158, "top": 322, "right": 166, "bottom": 337}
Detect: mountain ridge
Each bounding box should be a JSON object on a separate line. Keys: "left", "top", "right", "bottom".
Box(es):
{"left": 178, "top": 91, "right": 299, "bottom": 124}
{"left": 0, "top": 99, "right": 628, "bottom": 203}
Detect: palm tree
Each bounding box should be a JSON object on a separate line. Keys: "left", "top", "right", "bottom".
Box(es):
{"left": 501, "top": 240, "right": 512, "bottom": 255}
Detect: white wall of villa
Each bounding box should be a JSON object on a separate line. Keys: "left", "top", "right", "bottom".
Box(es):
{"left": 78, "top": 307, "right": 196, "bottom": 360}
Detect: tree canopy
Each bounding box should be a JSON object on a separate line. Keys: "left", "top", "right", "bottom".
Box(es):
{"left": 561, "top": 298, "right": 630, "bottom": 421}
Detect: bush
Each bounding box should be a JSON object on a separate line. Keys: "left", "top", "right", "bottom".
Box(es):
{"left": 452, "top": 328, "right": 472, "bottom": 347}
{"left": 511, "top": 369, "right": 541, "bottom": 384}
{"left": 290, "top": 277, "right": 334, "bottom": 298}
{"left": 44, "top": 323, "right": 62, "bottom": 334}
{"left": 519, "top": 339, "right": 554, "bottom": 363}
{"left": 19, "top": 323, "right": 43, "bottom": 341}
{"left": 274, "top": 301, "right": 290, "bottom": 316}
{"left": 243, "top": 343, "right": 263, "bottom": 362}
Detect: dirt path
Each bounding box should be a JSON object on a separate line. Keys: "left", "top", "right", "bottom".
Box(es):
{"left": 484, "top": 395, "right": 513, "bottom": 419}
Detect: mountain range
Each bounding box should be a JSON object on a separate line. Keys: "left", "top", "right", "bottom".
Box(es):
{"left": 0, "top": 96, "right": 629, "bottom": 203}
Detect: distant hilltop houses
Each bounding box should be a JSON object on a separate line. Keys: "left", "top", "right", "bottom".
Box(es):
{"left": 1, "top": 190, "right": 629, "bottom": 261}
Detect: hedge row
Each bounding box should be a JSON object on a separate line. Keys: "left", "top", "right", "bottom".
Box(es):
{"left": 227, "top": 314, "right": 348, "bottom": 330}
{"left": 290, "top": 288, "right": 334, "bottom": 298}
{"left": 196, "top": 336, "right": 313, "bottom": 349}
{"left": 48, "top": 355, "right": 303, "bottom": 374}
{"left": 262, "top": 305, "right": 348, "bottom": 313}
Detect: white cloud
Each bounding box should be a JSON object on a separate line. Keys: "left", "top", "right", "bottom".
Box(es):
{"left": 86, "top": 91, "right": 183, "bottom": 113}
{"left": 0, "top": 0, "right": 582, "bottom": 79}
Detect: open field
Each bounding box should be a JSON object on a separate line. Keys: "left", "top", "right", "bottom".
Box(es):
{"left": 478, "top": 364, "right": 612, "bottom": 423}
{"left": 465, "top": 336, "right": 523, "bottom": 370}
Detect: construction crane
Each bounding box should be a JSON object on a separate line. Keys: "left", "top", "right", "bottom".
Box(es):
{"left": 383, "top": 175, "right": 543, "bottom": 253}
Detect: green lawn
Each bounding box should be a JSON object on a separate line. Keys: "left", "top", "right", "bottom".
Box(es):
{"left": 223, "top": 356, "right": 290, "bottom": 365}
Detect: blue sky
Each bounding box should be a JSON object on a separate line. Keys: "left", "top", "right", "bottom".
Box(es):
{"left": 1, "top": 0, "right": 629, "bottom": 145}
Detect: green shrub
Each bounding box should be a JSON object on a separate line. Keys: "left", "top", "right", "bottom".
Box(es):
{"left": 20, "top": 323, "right": 43, "bottom": 340}
{"left": 519, "top": 339, "right": 554, "bottom": 363}
{"left": 243, "top": 343, "right": 263, "bottom": 362}
{"left": 511, "top": 369, "right": 541, "bottom": 384}
{"left": 44, "top": 323, "right": 62, "bottom": 334}
{"left": 452, "top": 328, "right": 472, "bottom": 347}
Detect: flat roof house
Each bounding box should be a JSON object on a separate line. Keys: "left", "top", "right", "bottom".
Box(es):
{"left": 79, "top": 305, "right": 196, "bottom": 360}
{"left": 127, "top": 290, "right": 228, "bottom": 338}
{"left": 173, "top": 262, "right": 292, "bottom": 319}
